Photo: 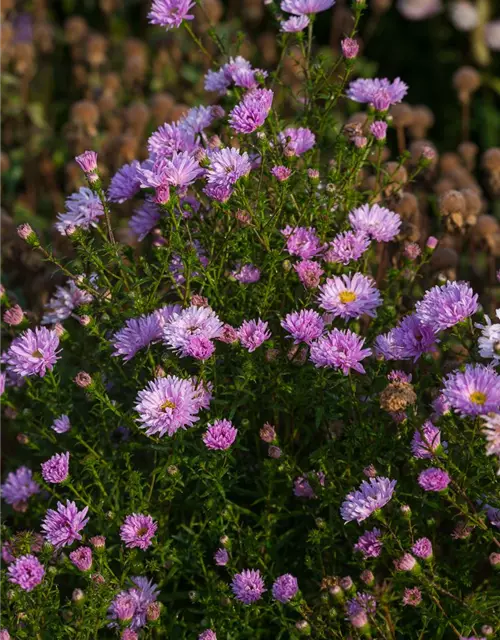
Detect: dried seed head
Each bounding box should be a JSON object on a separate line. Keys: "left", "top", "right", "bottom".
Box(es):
{"left": 457, "top": 141, "right": 478, "bottom": 170}
{"left": 482, "top": 147, "right": 500, "bottom": 171}
{"left": 439, "top": 190, "right": 466, "bottom": 216}
{"left": 380, "top": 382, "right": 417, "bottom": 412}
{"left": 452, "top": 66, "right": 481, "bottom": 101}
{"left": 389, "top": 103, "right": 414, "bottom": 128}
{"left": 408, "top": 105, "right": 434, "bottom": 138}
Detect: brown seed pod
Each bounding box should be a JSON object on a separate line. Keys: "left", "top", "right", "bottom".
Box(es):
{"left": 430, "top": 247, "right": 459, "bottom": 271}
{"left": 482, "top": 148, "right": 500, "bottom": 171}
{"left": 461, "top": 188, "right": 482, "bottom": 218}
{"left": 452, "top": 66, "right": 481, "bottom": 102}
{"left": 440, "top": 152, "right": 461, "bottom": 175}
{"left": 380, "top": 382, "right": 417, "bottom": 413}
{"left": 64, "top": 16, "right": 88, "bottom": 45}
{"left": 150, "top": 93, "right": 175, "bottom": 126}
{"left": 389, "top": 103, "right": 414, "bottom": 129}
{"left": 408, "top": 105, "right": 434, "bottom": 139}
{"left": 86, "top": 33, "right": 108, "bottom": 68}
{"left": 457, "top": 141, "right": 478, "bottom": 171}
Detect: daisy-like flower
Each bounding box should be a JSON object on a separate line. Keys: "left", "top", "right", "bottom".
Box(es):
{"left": 272, "top": 574, "right": 298, "bottom": 603}
{"left": 108, "top": 576, "right": 160, "bottom": 631}
{"left": 278, "top": 127, "right": 316, "bottom": 156}
{"left": 411, "top": 421, "right": 442, "bottom": 459}
{"left": 340, "top": 477, "right": 397, "bottom": 523}
{"left": 318, "top": 273, "right": 382, "bottom": 320}
{"left": 41, "top": 452, "right": 70, "bottom": 484}
{"left": 51, "top": 414, "right": 71, "bottom": 434}
{"left": 310, "top": 328, "right": 372, "bottom": 375}
{"left": 271, "top": 165, "right": 292, "bottom": 181}
{"left": 203, "top": 419, "right": 238, "bottom": 450}
{"left": 412, "top": 537, "right": 433, "bottom": 559}
{"left": 391, "top": 314, "right": 438, "bottom": 361}
{"left": 402, "top": 587, "right": 422, "bottom": 606}
{"left": 415, "top": 281, "right": 479, "bottom": 332}
{"left": 69, "top": 546, "right": 93, "bottom": 571}
{"left": 443, "top": 364, "right": 500, "bottom": 416}
{"left": 5, "top": 327, "right": 60, "bottom": 378}
{"left": 229, "top": 89, "right": 274, "bottom": 134}
{"left": 347, "top": 77, "right": 408, "bottom": 110}
{"left": 108, "top": 161, "right": 142, "bottom": 203}
{"left": 163, "top": 306, "right": 223, "bottom": 356}
{"left": 1, "top": 467, "right": 40, "bottom": 507}
{"left": 354, "top": 528, "right": 383, "bottom": 558}
{"left": 161, "top": 151, "right": 205, "bottom": 189}
{"left": 55, "top": 187, "right": 104, "bottom": 234}
{"left": 120, "top": 514, "right": 158, "bottom": 550}
{"left": 7, "top": 554, "right": 45, "bottom": 591}
{"left": 135, "top": 375, "right": 211, "bottom": 437}
{"left": 324, "top": 231, "right": 371, "bottom": 265}
{"left": 476, "top": 310, "right": 500, "bottom": 365}
{"left": 281, "top": 226, "right": 325, "bottom": 259}
{"left": 231, "top": 569, "right": 266, "bottom": 604}
{"left": 482, "top": 413, "right": 500, "bottom": 474}
{"left": 111, "top": 313, "right": 163, "bottom": 362}
{"left": 147, "top": 122, "right": 197, "bottom": 158}
{"left": 280, "top": 15, "right": 310, "bottom": 31}
{"left": 42, "top": 279, "right": 93, "bottom": 325}
{"left": 418, "top": 467, "right": 450, "bottom": 492}
{"left": 179, "top": 105, "right": 225, "bottom": 135}
{"left": 238, "top": 319, "right": 271, "bottom": 352}
{"left": 348, "top": 204, "right": 401, "bottom": 242}
{"left": 41, "top": 500, "right": 89, "bottom": 548}
{"left": 129, "top": 201, "right": 161, "bottom": 241}
{"left": 232, "top": 264, "right": 261, "bottom": 283}
{"left": 281, "top": 0, "right": 335, "bottom": 15}
{"left": 206, "top": 147, "right": 252, "bottom": 186}
{"left": 281, "top": 309, "right": 324, "bottom": 344}
{"left": 148, "top": 0, "right": 195, "bottom": 29}
{"left": 374, "top": 329, "right": 402, "bottom": 361}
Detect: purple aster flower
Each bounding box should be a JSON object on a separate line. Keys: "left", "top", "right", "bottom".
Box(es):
{"left": 108, "top": 161, "right": 141, "bottom": 203}
{"left": 206, "top": 147, "right": 252, "bottom": 188}
{"left": 214, "top": 548, "right": 229, "bottom": 566}
{"left": 111, "top": 313, "right": 163, "bottom": 362}
{"left": 108, "top": 592, "right": 136, "bottom": 623}
{"left": 108, "top": 576, "right": 160, "bottom": 631}
{"left": 204, "top": 68, "right": 231, "bottom": 95}
{"left": 163, "top": 306, "right": 223, "bottom": 356}
{"left": 415, "top": 281, "right": 479, "bottom": 331}
{"left": 135, "top": 375, "right": 211, "bottom": 437}
{"left": 204, "top": 182, "right": 234, "bottom": 202}
{"left": 203, "top": 419, "right": 238, "bottom": 450}
{"left": 394, "top": 553, "right": 417, "bottom": 571}
{"left": 346, "top": 592, "right": 377, "bottom": 617}
{"left": 69, "top": 546, "right": 93, "bottom": 570}
{"left": 412, "top": 537, "right": 432, "bottom": 559}
{"left": 370, "top": 120, "right": 388, "bottom": 140}
{"left": 293, "top": 471, "right": 325, "bottom": 498}
{"left": 238, "top": 319, "right": 271, "bottom": 352}
{"left": 185, "top": 335, "right": 216, "bottom": 360}
{"left": 199, "top": 631, "right": 217, "bottom": 640}
{"left": 443, "top": 364, "right": 500, "bottom": 416}
{"left": 431, "top": 393, "right": 451, "bottom": 416}
{"left": 374, "top": 329, "right": 402, "bottom": 361}
{"left": 147, "top": 122, "right": 197, "bottom": 157}
{"left": 347, "top": 77, "right": 408, "bottom": 110}
{"left": 1, "top": 467, "right": 39, "bottom": 507}
{"left": 294, "top": 259, "right": 324, "bottom": 289}
{"left": 42, "top": 500, "right": 89, "bottom": 548}
{"left": 179, "top": 105, "right": 225, "bottom": 135}
{"left": 161, "top": 151, "right": 204, "bottom": 189}
{"left": 340, "top": 477, "right": 397, "bottom": 523}
{"left": 348, "top": 203, "right": 401, "bottom": 242}
{"left": 55, "top": 187, "right": 104, "bottom": 234}
{"left": 232, "top": 264, "right": 261, "bottom": 283}
{"left": 354, "top": 528, "right": 383, "bottom": 558}
{"left": 5, "top": 327, "right": 60, "bottom": 377}
{"left": 391, "top": 314, "right": 438, "bottom": 361}
{"left": 7, "top": 554, "right": 44, "bottom": 591}
{"left": 231, "top": 569, "right": 266, "bottom": 604}
{"left": 272, "top": 574, "right": 298, "bottom": 603}
{"left": 280, "top": 15, "right": 310, "bottom": 31}
{"left": 418, "top": 467, "right": 450, "bottom": 492}
{"left": 324, "top": 231, "right": 370, "bottom": 265}
{"left": 281, "top": 225, "right": 325, "bottom": 259}
{"left": 42, "top": 280, "right": 93, "bottom": 325}
{"left": 281, "top": 309, "right": 324, "bottom": 344}
{"left": 271, "top": 165, "right": 292, "bottom": 181}
{"left": 281, "top": 0, "right": 335, "bottom": 15}
{"left": 51, "top": 414, "right": 71, "bottom": 434}
{"left": 129, "top": 201, "right": 161, "bottom": 241}
{"left": 402, "top": 587, "right": 422, "bottom": 606}
{"left": 229, "top": 89, "right": 273, "bottom": 134}
{"left": 318, "top": 273, "right": 382, "bottom": 320}
{"left": 310, "top": 328, "right": 372, "bottom": 375}
{"left": 278, "top": 127, "right": 316, "bottom": 156}
{"left": 120, "top": 514, "right": 158, "bottom": 550}
{"left": 148, "top": 0, "right": 195, "bottom": 29}
{"left": 41, "top": 452, "right": 70, "bottom": 484}
{"left": 341, "top": 37, "right": 359, "bottom": 59}
{"left": 75, "top": 150, "right": 98, "bottom": 174}
{"left": 411, "top": 421, "right": 442, "bottom": 459}
{"left": 483, "top": 414, "right": 500, "bottom": 471}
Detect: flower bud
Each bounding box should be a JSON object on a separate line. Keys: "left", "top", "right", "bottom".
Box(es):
{"left": 268, "top": 445, "right": 282, "bottom": 459}
{"left": 74, "top": 372, "right": 92, "bottom": 388}
{"left": 295, "top": 620, "right": 311, "bottom": 635}
{"left": 3, "top": 305, "right": 24, "bottom": 326}
{"left": 17, "top": 223, "right": 37, "bottom": 244}
{"left": 72, "top": 588, "right": 85, "bottom": 603}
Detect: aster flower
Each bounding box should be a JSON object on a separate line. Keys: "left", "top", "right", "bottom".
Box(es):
{"left": 229, "top": 89, "right": 274, "bottom": 134}
{"left": 281, "top": 226, "right": 325, "bottom": 259}
{"left": 281, "top": 309, "right": 324, "bottom": 344}
{"left": 271, "top": 165, "right": 292, "bottom": 181}
{"left": 482, "top": 413, "right": 500, "bottom": 474}
{"left": 294, "top": 259, "right": 324, "bottom": 289}
{"left": 206, "top": 147, "right": 252, "bottom": 188}
{"left": 135, "top": 375, "right": 211, "bottom": 438}
{"left": 50, "top": 414, "right": 70, "bottom": 435}
{"left": 185, "top": 335, "right": 216, "bottom": 360}
{"left": 347, "top": 77, "right": 408, "bottom": 110}
{"left": 179, "top": 105, "right": 224, "bottom": 135}
{"left": 161, "top": 151, "right": 205, "bottom": 189}
{"left": 278, "top": 127, "right": 316, "bottom": 156}
{"left": 340, "top": 477, "right": 396, "bottom": 523}
{"left": 147, "top": 122, "right": 197, "bottom": 157}
{"left": 238, "top": 319, "right": 271, "bottom": 352}
{"left": 69, "top": 546, "right": 93, "bottom": 571}
{"left": 476, "top": 310, "right": 500, "bottom": 365}
{"left": 418, "top": 467, "right": 450, "bottom": 492}
{"left": 42, "top": 500, "right": 89, "bottom": 548}
{"left": 129, "top": 201, "right": 161, "bottom": 241}
{"left": 199, "top": 631, "right": 217, "bottom": 640}
{"left": 42, "top": 280, "right": 93, "bottom": 325}
{"left": 1, "top": 467, "right": 39, "bottom": 506}
{"left": 373, "top": 329, "right": 402, "bottom": 361}
{"left": 41, "top": 452, "right": 70, "bottom": 484}
{"left": 411, "top": 421, "right": 442, "bottom": 459}
{"left": 280, "top": 15, "right": 310, "bottom": 31}
{"left": 415, "top": 281, "right": 479, "bottom": 331}
{"left": 120, "top": 514, "right": 158, "bottom": 550}
{"left": 348, "top": 203, "right": 401, "bottom": 242}
{"left": 431, "top": 393, "right": 451, "bottom": 416}
{"left": 347, "top": 592, "right": 377, "bottom": 618}
{"left": 163, "top": 306, "right": 223, "bottom": 356}
{"left": 203, "top": 419, "right": 238, "bottom": 450}
{"left": 341, "top": 37, "right": 359, "bottom": 59}
{"left": 204, "top": 182, "right": 234, "bottom": 202}
{"left": 3, "top": 305, "right": 24, "bottom": 326}
{"left": 108, "top": 161, "right": 141, "bottom": 203}
{"left": 412, "top": 537, "right": 433, "bottom": 559}
{"left": 391, "top": 314, "right": 438, "bottom": 361}
{"left": 324, "top": 231, "right": 370, "bottom": 265}
{"left": 293, "top": 472, "right": 325, "bottom": 498}
{"left": 232, "top": 264, "right": 261, "bottom": 283}
{"left": 370, "top": 120, "right": 388, "bottom": 140}
{"left": 353, "top": 528, "right": 383, "bottom": 558}
{"left": 231, "top": 569, "right": 266, "bottom": 604}
{"left": 5, "top": 327, "right": 60, "bottom": 378}
{"left": 7, "top": 554, "right": 44, "bottom": 591}
{"left": 204, "top": 68, "right": 231, "bottom": 95}
{"left": 281, "top": 0, "right": 335, "bottom": 15}
{"left": 318, "top": 273, "right": 382, "bottom": 320}
{"left": 55, "top": 187, "right": 104, "bottom": 234}
{"left": 443, "top": 364, "right": 500, "bottom": 416}
{"left": 214, "top": 548, "right": 229, "bottom": 566}
{"left": 310, "top": 328, "right": 371, "bottom": 375}
{"left": 394, "top": 553, "right": 417, "bottom": 571}
{"left": 108, "top": 576, "right": 160, "bottom": 631}
{"left": 402, "top": 587, "right": 422, "bottom": 606}
{"left": 111, "top": 313, "right": 164, "bottom": 362}
{"left": 217, "top": 324, "right": 239, "bottom": 344}
{"left": 272, "top": 574, "right": 298, "bottom": 603}
{"left": 148, "top": 0, "right": 195, "bottom": 29}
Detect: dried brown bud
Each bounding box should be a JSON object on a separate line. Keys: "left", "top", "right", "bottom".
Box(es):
{"left": 65, "top": 16, "right": 88, "bottom": 44}
{"left": 452, "top": 66, "right": 481, "bottom": 102}
{"left": 457, "top": 141, "right": 478, "bottom": 171}
{"left": 380, "top": 382, "right": 417, "bottom": 413}
{"left": 482, "top": 148, "right": 500, "bottom": 171}
{"left": 389, "top": 103, "right": 414, "bottom": 128}
{"left": 408, "top": 105, "right": 434, "bottom": 139}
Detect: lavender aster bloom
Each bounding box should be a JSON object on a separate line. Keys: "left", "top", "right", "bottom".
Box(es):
{"left": 111, "top": 313, "right": 163, "bottom": 362}
{"left": 271, "top": 165, "right": 292, "bottom": 181}
{"left": 120, "top": 514, "right": 158, "bottom": 550}
{"left": 214, "top": 548, "right": 229, "bottom": 566}
{"left": 129, "top": 202, "right": 161, "bottom": 241}
{"left": 272, "top": 574, "right": 298, "bottom": 603}
{"left": 232, "top": 264, "right": 261, "bottom": 283}
{"left": 161, "top": 151, "right": 204, "bottom": 189}
{"left": 147, "top": 123, "right": 197, "bottom": 157}
{"left": 7, "top": 554, "right": 44, "bottom": 591}
{"left": 55, "top": 187, "right": 104, "bottom": 234}
{"left": 281, "top": 0, "right": 335, "bottom": 15}
{"left": 163, "top": 306, "right": 223, "bottom": 356}
{"left": 51, "top": 414, "right": 71, "bottom": 434}
{"left": 370, "top": 120, "right": 388, "bottom": 140}
{"left": 391, "top": 314, "right": 438, "bottom": 361}
{"left": 318, "top": 273, "right": 382, "bottom": 320}
{"left": 69, "top": 546, "right": 93, "bottom": 570}
{"left": 340, "top": 477, "right": 396, "bottom": 523}
{"left": 443, "top": 364, "right": 500, "bottom": 416}
{"left": 349, "top": 204, "right": 401, "bottom": 242}
{"left": 354, "top": 528, "right": 383, "bottom": 558}
{"left": 108, "top": 161, "right": 141, "bottom": 203}
{"left": 148, "top": 0, "right": 195, "bottom": 29}
{"left": 179, "top": 105, "right": 225, "bottom": 135}
{"left": 204, "top": 182, "right": 234, "bottom": 203}
{"left": 229, "top": 89, "right": 273, "bottom": 134}
{"left": 185, "top": 335, "right": 216, "bottom": 360}
{"left": 203, "top": 419, "right": 238, "bottom": 450}
{"left": 42, "top": 500, "right": 89, "bottom": 548}
{"left": 278, "top": 127, "right": 316, "bottom": 156}
{"left": 135, "top": 375, "right": 211, "bottom": 437}
{"left": 5, "top": 327, "right": 60, "bottom": 377}
{"left": 346, "top": 592, "right": 377, "bottom": 616}
{"left": 310, "top": 328, "right": 372, "bottom": 375}
{"left": 42, "top": 280, "right": 93, "bottom": 325}
{"left": 432, "top": 393, "right": 451, "bottom": 416}
{"left": 238, "top": 319, "right": 271, "bottom": 352}
{"left": 41, "top": 452, "right": 70, "bottom": 484}
{"left": 374, "top": 329, "right": 403, "bottom": 360}
{"left": 476, "top": 310, "right": 500, "bottom": 365}
{"left": 411, "top": 421, "right": 442, "bottom": 459}
{"left": 418, "top": 467, "right": 450, "bottom": 492}
{"left": 281, "top": 226, "right": 324, "bottom": 259}
{"left": 281, "top": 309, "right": 324, "bottom": 344}
{"left": 324, "top": 231, "right": 370, "bottom": 265}
{"left": 412, "top": 537, "right": 432, "bottom": 559}
{"left": 199, "top": 631, "right": 217, "bottom": 640}
{"left": 231, "top": 569, "right": 266, "bottom": 604}
{"left": 108, "top": 576, "right": 160, "bottom": 631}
{"left": 415, "top": 281, "right": 479, "bottom": 331}
{"left": 347, "top": 77, "right": 408, "bottom": 110}
{"left": 280, "top": 15, "right": 310, "bottom": 31}
{"left": 294, "top": 259, "right": 324, "bottom": 289}
{"left": 1, "top": 467, "right": 39, "bottom": 506}
{"left": 394, "top": 553, "right": 417, "bottom": 571}
{"left": 206, "top": 148, "right": 252, "bottom": 187}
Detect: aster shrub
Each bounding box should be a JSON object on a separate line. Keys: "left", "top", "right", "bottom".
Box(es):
{"left": 1, "top": 2, "right": 499, "bottom": 639}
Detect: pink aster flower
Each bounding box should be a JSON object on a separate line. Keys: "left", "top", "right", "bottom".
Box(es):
{"left": 214, "top": 548, "right": 229, "bottom": 566}
{"left": 231, "top": 569, "right": 266, "bottom": 604}
{"left": 217, "top": 324, "right": 239, "bottom": 344}
{"left": 206, "top": 147, "right": 252, "bottom": 188}
{"left": 318, "top": 273, "right": 382, "bottom": 320}
{"left": 162, "top": 151, "right": 204, "bottom": 189}
{"left": 294, "top": 259, "right": 324, "bottom": 289}
{"left": 185, "top": 335, "right": 216, "bottom": 360}
{"left": 281, "top": 225, "right": 324, "bottom": 259}
{"left": 415, "top": 281, "right": 479, "bottom": 331}
{"left": 391, "top": 314, "right": 438, "bottom": 361}
{"left": 412, "top": 537, "right": 432, "bottom": 559}
{"left": 418, "top": 467, "right": 450, "bottom": 492}
{"left": 55, "top": 187, "right": 104, "bottom": 234}
{"left": 129, "top": 201, "right": 161, "bottom": 241}
{"left": 354, "top": 528, "right": 383, "bottom": 558}
{"left": 238, "top": 319, "right": 271, "bottom": 352}
{"left": 199, "top": 631, "right": 217, "bottom": 640}
{"left": 402, "top": 586, "right": 422, "bottom": 606}
{"left": 340, "top": 477, "right": 396, "bottom": 523}
{"left": 163, "top": 306, "right": 223, "bottom": 356}
{"left": 310, "top": 328, "right": 372, "bottom": 374}
{"left": 370, "top": 120, "right": 388, "bottom": 140}
{"left": 341, "top": 38, "right": 359, "bottom": 59}
{"left": 347, "top": 77, "right": 408, "bottom": 110}
{"left": 348, "top": 203, "right": 401, "bottom": 242}
{"left": 229, "top": 89, "right": 273, "bottom": 134}
{"left": 148, "top": 0, "right": 195, "bottom": 29}
{"left": 1, "top": 467, "right": 39, "bottom": 507}
{"left": 278, "top": 127, "right": 316, "bottom": 156}
{"left": 108, "top": 576, "right": 160, "bottom": 631}
{"left": 411, "top": 421, "right": 442, "bottom": 459}
{"left": 69, "top": 546, "right": 93, "bottom": 571}
{"left": 120, "top": 514, "right": 158, "bottom": 550}
{"left": 324, "top": 231, "right": 370, "bottom": 265}
{"left": 271, "top": 165, "right": 292, "bottom": 181}
{"left": 272, "top": 574, "right": 298, "bottom": 603}
{"left": 75, "top": 150, "right": 98, "bottom": 174}
{"left": 394, "top": 553, "right": 417, "bottom": 572}
{"left": 280, "top": 15, "right": 310, "bottom": 31}
{"left": 281, "top": 309, "right": 324, "bottom": 344}
{"left": 232, "top": 264, "right": 261, "bottom": 283}
{"left": 41, "top": 452, "right": 70, "bottom": 484}
{"left": 42, "top": 500, "right": 89, "bottom": 548}
{"left": 42, "top": 280, "right": 93, "bottom": 325}
{"left": 203, "top": 419, "right": 238, "bottom": 450}
{"left": 3, "top": 305, "right": 24, "bottom": 326}
{"left": 281, "top": 0, "right": 335, "bottom": 15}
{"left": 5, "top": 327, "right": 60, "bottom": 377}
{"left": 7, "top": 554, "right": 45, "bottom": 591}
{"left": 443, "top": 364, "right": 500, "bottom": 416}
{"left": 293, "top": 471, "right": 325, "bottom": 498}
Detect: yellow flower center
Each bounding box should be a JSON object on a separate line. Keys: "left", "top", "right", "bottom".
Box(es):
{"left": 339, "top": 290, "right": 357, "bottom": 304}
{"left": 470, "top": 391, "right": 486, "bottom": 405}
{"left": 32, "top": 350, "right": 43, "bottom": 359}
{"left": 160, "top": 399, "right": 176, "bottom": 411}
